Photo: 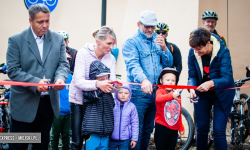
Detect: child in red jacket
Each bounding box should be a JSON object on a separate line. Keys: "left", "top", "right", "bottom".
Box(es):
{"left": 154, "top": 68, "right": 184, "bottom": 150}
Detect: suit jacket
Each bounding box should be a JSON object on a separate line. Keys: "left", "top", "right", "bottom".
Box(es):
{"left": 6, "top": 27, "right": 70, "bottom": 123}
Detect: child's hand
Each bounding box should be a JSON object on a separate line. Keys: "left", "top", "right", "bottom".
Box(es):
{"left": 173, "top": 89, "right": 181, "bottom": 99}
{"left": 130, "top": 141, "right": 137, "bottom": 149}
{"left": 179, "top": 131, "right": 184, "bottom": 137}
{"left": 97, "top": 80, "right": 114, "bottom": 93}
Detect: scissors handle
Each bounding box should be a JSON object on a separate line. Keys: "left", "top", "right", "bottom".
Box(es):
{"left": 47, "top": 79, "right": 50, "bottom": 90}
{"left": 178, "top": 90, "right": 183, "bottom": 96}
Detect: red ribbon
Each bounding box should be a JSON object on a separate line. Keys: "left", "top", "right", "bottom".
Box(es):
{"left": 0, "top": 80, "right": 250, "bottom": 90}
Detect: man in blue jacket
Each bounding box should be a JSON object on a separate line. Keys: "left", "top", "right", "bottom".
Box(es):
{"left": 188, "top": 27, "right": 235, "bottom": 150}
{"left": 122, "top": 10, "right": 173, "bottom": 150}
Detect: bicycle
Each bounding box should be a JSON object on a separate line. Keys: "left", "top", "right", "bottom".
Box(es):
{"left": 225, "top": 76, "right": 250, "bottom": 149}
{"left": 201, "top": 75, "right": 250, "bottom": 149}
{"left": 0, "top": 63, "right": 7, "bottom": 74}
{"left": 0, "top": 85, "right": 10, "bottom": 150}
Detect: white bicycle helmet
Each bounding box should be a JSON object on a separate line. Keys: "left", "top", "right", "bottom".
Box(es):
{"left": 58, "top": 31, "right": 69, "bottom": 39}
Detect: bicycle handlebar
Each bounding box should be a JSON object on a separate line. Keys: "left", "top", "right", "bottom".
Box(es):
{"left": 235, "top": 77, "right": 250, "bottom": 87}
{"left": 0, "top": 64, "right": 7, "bottom": 74}
{"left": 241, "top": 77, "right": 250, "bottom": 82}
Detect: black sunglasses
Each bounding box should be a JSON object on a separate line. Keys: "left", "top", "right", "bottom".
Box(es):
{"left": 156, "top": 31, "right": 167, "bottom": 35}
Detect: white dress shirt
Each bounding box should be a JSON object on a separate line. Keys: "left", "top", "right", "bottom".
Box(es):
{"left": 31, "top": 27, "right": 49, "bottom": 95}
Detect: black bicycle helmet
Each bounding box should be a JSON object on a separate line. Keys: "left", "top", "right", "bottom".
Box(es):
{"left": 202, "top": 10, "right": 218, "bottom": 21}
{"left": 158, "top": 68, "right": 180, "bottom": 85}
{"left": 155, "top": 22, "right": 169, "bottom": 31}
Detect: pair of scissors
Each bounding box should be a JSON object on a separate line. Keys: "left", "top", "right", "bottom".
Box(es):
{"left": 188, "top": 96, "right": 199, "bottom": 103}
{"left": 47, "top": 79, "right": 51, "bottom": 90}
{"left": 178, "top": 90, "right": 183, "bottom": 97}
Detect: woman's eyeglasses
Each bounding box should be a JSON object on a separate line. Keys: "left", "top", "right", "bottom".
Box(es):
{"left": 156, "top": 31, "right": 167, "bottom": 35}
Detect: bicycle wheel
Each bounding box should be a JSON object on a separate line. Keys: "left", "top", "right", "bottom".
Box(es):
{"left": 227, "top": 95, "right": 249, "bottom": 149}
{"left": 240, "top": 93, "right": 249, "bottom": 143}
{"left": 3, "top": 106, "right": 10, "bottom": 132}
{"left": 231, "top": 120, "right": 249, "bottom": 149}
{"left": 176, "top": 107, "right": 194, "bottom": 150}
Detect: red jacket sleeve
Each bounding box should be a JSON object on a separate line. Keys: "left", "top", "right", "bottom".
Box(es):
{"left": 155, "top": 88, "right": 173, "bottom": 104}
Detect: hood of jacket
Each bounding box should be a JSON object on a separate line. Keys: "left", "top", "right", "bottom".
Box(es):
{"left": 89, "top": 60, "right": 111, "bottom": 80}
{"left": 114, "top": 84, "right": 132, "bottom": 105}
{"left": 194, "top": 33, "right": 224, "bottom": 77}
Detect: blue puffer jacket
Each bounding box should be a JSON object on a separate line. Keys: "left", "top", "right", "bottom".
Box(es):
{"left": 110, "top": 84, "right": 139, "bottom": 141}
{"left": 187, "top": 33, "right": 235, "bottom": 113}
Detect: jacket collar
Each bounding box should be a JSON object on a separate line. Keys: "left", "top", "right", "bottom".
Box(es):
{"left": 194, "top": 34, "right": 220, "bottom": 77}
{"left": 42, "top": 28, "right": 52, "bottom": 64}
{"left": 27, "top": 26, "right": 51, "bottom": 66}
{"left": 137, "top": 29, "right": 157, "bottom": 41}
{"left": 84, "top": 43, "right": 110, "bottom": 60}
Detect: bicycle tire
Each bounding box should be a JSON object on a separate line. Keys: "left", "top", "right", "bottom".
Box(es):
{"left": 3, "top": 107, "right": 10, "bottom": 132}
{"left": 230, "top": 120, "right": 249, "bottom": 149}
{"left": 226, "top": 94, "right": 249, "bottom": 148}
{"left": 240, "top": 93, "right": 249, "bottom": 142}
{"left": 176, "top": 107, "right": 194, "bottom": 150}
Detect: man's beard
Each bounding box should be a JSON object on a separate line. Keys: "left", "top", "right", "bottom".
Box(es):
{"left": 207, "top": 27, "right": 215, "bottom": 33}
{"left": 139, "top": 27, "right": 153, "bottom": 38}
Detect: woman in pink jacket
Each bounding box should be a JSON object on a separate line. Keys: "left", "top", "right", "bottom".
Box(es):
{"left": 69, "top": 26, "right": 117, "bottom": 150}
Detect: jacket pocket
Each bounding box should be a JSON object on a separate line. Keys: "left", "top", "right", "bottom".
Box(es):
{"left": 156, "top": 49, "right": 162, "bottom": 55}
{"left": 140, "top": 51, "right": 151, "bottom": 65}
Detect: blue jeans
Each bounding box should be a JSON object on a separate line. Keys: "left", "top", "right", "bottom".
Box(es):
{"left": 129, "top": 89, "right": 156, "bottom": 150}
{"left": 85, "top": 134, "right": 109, "bottom": 150}
{"left": 194, "top": 93, "right": 231, "bottom": 150}
{"left": 108, "top": 139, "right": 130, "bottom": 150}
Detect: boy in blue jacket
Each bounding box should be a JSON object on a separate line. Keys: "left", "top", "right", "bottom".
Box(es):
{"left": 50, "top": 54, "right": 72, "bottom": 150}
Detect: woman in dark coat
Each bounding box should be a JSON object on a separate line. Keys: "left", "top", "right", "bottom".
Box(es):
{"left": 187, "top": 27, "right": 235, "bottom": 150}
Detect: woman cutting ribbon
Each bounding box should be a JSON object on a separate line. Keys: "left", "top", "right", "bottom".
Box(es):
{"left": 69, "top": 26, "right": 120, "bottom": 150}
{"left": 187, "top": 27, "right": 235, "bottom": 150}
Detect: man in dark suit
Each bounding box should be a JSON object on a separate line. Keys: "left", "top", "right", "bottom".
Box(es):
{"left": 6, "top": 4, "right": 69, "bottom": 150}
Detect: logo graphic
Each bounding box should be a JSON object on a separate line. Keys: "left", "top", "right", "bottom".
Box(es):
{"left": 24, "top": 0, "right": 58, "bottom": 12}
{"left": 204, "top": 66, "right": 209, "bottom": 74}
{"left": 164, "top": 100, "right": 180, "bottom": 126}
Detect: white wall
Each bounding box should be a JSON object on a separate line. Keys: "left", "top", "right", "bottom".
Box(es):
{"left": 109, "top": 0, "right": 199, "bottom": 115}
{"left": 0, "top": 0, "right": 199, "bottom": 115}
